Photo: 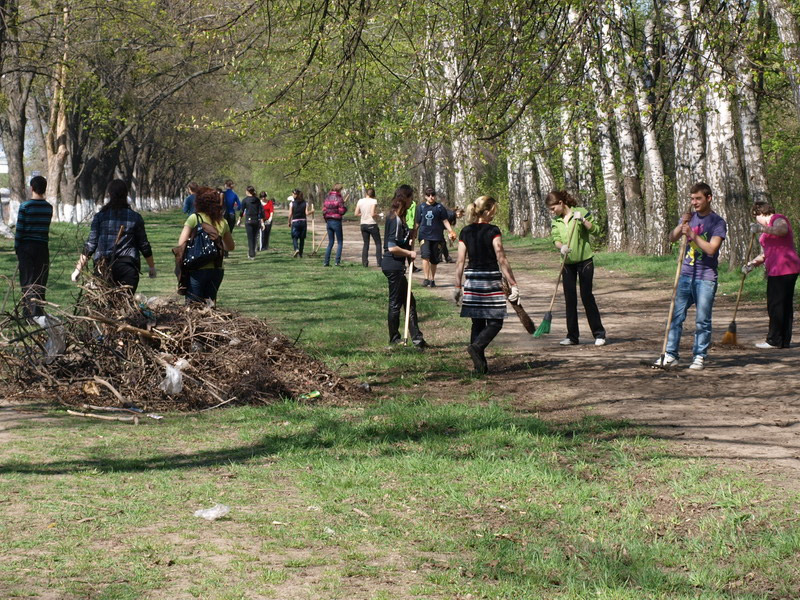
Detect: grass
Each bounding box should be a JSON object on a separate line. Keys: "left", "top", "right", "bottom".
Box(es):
{"left": 1, "top": 210, "right": 798, "bottom": 598}
{"left": 1, "top": 400, "right": 799, "bottom": 598}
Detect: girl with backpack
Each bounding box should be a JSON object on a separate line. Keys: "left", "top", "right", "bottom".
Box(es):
{"left": 177, "top": 186, "right": 235, "bottom": 305}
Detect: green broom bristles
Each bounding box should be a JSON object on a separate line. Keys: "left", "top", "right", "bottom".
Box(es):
{"left": 533, "top": 312, "right": 552, "bottom": 337}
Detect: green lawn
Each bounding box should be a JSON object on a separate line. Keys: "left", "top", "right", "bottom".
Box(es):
{"left": 0, "top": 211, "right": 797, "bottom": 599}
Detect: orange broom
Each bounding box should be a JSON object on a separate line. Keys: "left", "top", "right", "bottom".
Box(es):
{"left": 720, "top": 232, "right": 757, "bottom": 345}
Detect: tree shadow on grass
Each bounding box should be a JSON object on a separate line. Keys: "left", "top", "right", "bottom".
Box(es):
{"left": 0, "top": 407, "right": 628, "bottom": 476}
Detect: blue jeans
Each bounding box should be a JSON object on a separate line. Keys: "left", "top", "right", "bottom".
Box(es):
{"left": 325, "top": 219, "right": 343, "bottom": 265}
{"left": 291, "top": 220, "right": 307, "bottom": 256}
{"left": 186, "top": 268, "right": 225, "bottom": 304}
{"left": 666, "top": 276, "right": 717, "bottom": 359}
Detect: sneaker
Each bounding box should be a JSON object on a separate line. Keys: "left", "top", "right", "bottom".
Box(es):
{"left": 429, "top": 280, "right": 436, "bottom": 287}
{"left": 413, "top": 339, "right": 428, "bottom": 351}
{"left": 653, "top": 354, "right": 678, "bottom": 369}
{"left": 445, "top": 256, "right": 456, "bottom": 264}
{"left": 755, "top": 342, "right": 779, "bottom": 349}
{"left": 248, "top": 256, "right": 255, "bottom": 261}
{"left": 292, "top": 250, "right": 300, "bottom": 258}
{"left": 559, "top": 338, "right": 578, "bottom": 346}
{"left": 422, "top": 279, "right": 430, "bottom": 287}
{"left": 689, "top": 356, "right": 704, "bottom": 371}
{"left": 467, "top": 344, "right": 488, "bottom": 374}
{"left": 594, "top": 338, "right": 606, "bottom": 346}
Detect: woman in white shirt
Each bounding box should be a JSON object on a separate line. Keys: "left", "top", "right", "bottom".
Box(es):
{"left": 354, "top": 187, "right": 382, "bottom": 267}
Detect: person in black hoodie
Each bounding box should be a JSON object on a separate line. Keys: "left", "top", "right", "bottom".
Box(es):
{"left": 239, "top": 186, "right": 263, "bottom": 259}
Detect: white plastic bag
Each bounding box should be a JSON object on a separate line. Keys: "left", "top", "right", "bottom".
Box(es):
{"left": 194, "top": 503, "right": 230, "bottom": 521}
{"left": 159, "top": 358, "right": 189, "bottom": 395}
{"left": 34, "top": 315, "right": 66, "bottom": 364}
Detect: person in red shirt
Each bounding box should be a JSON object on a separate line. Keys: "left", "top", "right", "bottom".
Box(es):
{"left": 260, "top": 192, "right": 274, "bottom": 251}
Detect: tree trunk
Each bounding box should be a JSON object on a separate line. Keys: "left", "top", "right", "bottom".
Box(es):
{"left": 734, "top": 32, "right": 770, "bottom": 203}
{"left": 531, "top": 120, "right": 556, "bottom": 237}
{"left": 664, "top": 0, "right": 707, "bottom": 204}
{"left": 766, "top": 0, "right": 800, "bottom": 121}
{"left": 603, "top": 12, "right": 646, "bottom": 254}
{"left": 577, "top": 120, "right": 595, "bottom": 207}
{"left": 506, "top": 121, "right": 531, "bottom": 235}
{"left": 618, "top": 11, "right": 668, "bottom": 254}
{"left": 559, "top": 104, "right": 578, "bottom": 194}
{"left": 692, "top": 0, "right": 750, "bottom": 264}
{"left": 584, "top": 23, "right": 625, "bottom": 251}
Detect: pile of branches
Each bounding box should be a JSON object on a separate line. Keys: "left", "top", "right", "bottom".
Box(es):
{"left": 0, "top": 281, "right": 364, "bottom": 411}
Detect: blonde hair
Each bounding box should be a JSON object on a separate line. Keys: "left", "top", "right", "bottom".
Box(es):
{"left": 466, "top": 195, "right": 497, "bottom": 224}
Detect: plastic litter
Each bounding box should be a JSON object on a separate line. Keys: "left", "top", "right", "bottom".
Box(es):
{"left": 193, "top": 503, "right": 230, "bottom": 521}
{"left": 159, "top": 358, "right": 189, "bottom": 395}
{"left": 34, "top": 314, "right": 66, "bottom": 364}
{"left": 298, "top": 390, "right": 320, "bottom": 400}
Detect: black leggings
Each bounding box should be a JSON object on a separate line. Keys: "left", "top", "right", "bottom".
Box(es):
{"left": 470, "top": 318, "right": 504, "bottom": 351}
{"left": 562, "top": 258, "right": 605, "bottom": 343}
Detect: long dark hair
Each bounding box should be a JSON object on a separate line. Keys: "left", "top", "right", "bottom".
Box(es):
{"left": 389, "top": 184, "right": 414, "bottom": 218}
{"left": 101, "top": 179, "right": 129, "bottom": 212}
{"left": 195, "top": 186, "right": 224, "bottom": 223}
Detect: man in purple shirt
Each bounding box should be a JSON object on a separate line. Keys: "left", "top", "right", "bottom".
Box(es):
{"left": 654, "top": 182, "right": 726, "bottom": 371}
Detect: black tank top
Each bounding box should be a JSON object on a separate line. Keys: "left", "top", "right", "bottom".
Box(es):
{"left": 291, "top": 200, "right": 307, "bottom": 221}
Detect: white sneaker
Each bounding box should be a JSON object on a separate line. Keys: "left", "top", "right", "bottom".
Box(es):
{"left": 755, "top": 342, "right": 779, "bottom": 349}
{"left": 653, "top": 354, "right": 678, "bottom": 368}
{"left": 689, "top": 356, "right": 704, "bottom": 370}
{"left": 594, "top": 338, "right": 606, "bottom": 346}
{"left": 559, "top": 338, "right": 578, "bottom": 346}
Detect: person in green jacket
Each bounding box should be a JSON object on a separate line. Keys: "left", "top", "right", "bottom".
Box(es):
{"left": 546, "top": 190, "right": 607, "bottom": 346}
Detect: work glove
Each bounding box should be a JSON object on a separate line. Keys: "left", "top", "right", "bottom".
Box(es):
{"left": 453, "top": 288, "right": 463, "bottom": 305}
{"left": 572, "top": 213, "right": 584, "bottom": 225}
{"left": 750, "top": 222, "right": 765, "bottom": 234}
{"left": 508, "top": 286, "right": 519, "bottom": 303}
{"left": 148, "top": 266, "right": 157, "bottom": 278}
{"left": 741, "top": 262, "right": 755, "bottom": 275}
{"left": 560, "top": 245, "right": 571, "bottom": 257}
{"left": 71, "top": 268, "right": 81, "bottom": 282}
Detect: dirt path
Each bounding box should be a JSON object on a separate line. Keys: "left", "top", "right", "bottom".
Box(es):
{"left": 332, "top": 216, "right": 800, "bottom": 486}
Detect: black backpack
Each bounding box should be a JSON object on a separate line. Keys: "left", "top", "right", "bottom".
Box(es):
{"left": 182, "top": 214, "right": 223, "bottom": 270}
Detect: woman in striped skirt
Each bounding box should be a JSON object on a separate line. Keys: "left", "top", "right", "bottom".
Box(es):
{"left": 453, "top": 195, "right": 519, "bottom": 374}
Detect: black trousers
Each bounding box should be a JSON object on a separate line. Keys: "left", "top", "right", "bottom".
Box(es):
{"left": 245, "top": 222, "right": 260, "bottom": 258}
{"left": 562, "top": 257, "right": 605, "bottom": 342}
{"left": 766, "top": 273, "right": 798, "bottom": 348}
{"left": 96, "top": 257, "right": 140, "bottom": 292}
{"left": 360, "top": 224, "right": 382, "bottom": 267}
{"left": 260, "top": 222, "right": 272, "bottom": 250}
{"left": 16, "top": 241, "right": 49, "bottom": 318}
{"left": 384, "top": 270, "right": 423, "bottom": 343}
{"left": 470, "top": 318, "right": 504, "bottom": 351}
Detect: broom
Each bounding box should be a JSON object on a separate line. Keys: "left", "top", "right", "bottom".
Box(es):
{"left": 502, "top": 278, "right": 536, "bottom": 335}
{"left": 533, "top": 218, "right": 579, "bottom": 337}
{"left": 720, "top": 232, "right": 757, "bottom": 345}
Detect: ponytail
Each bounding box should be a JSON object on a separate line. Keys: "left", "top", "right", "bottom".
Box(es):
{"left": 466, "top": 195, "right": 497, "bottom": 224}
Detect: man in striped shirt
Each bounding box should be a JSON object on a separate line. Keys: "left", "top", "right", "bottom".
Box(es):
{"left": 15, "top": 176, "right": 53, "bottom": 318}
